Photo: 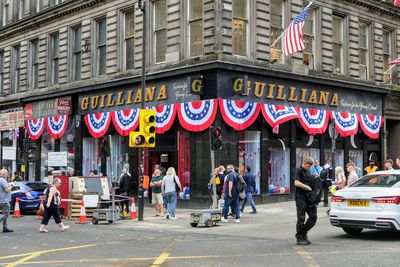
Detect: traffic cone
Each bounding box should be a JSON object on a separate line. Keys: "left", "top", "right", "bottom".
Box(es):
{"left": 13, "top": 198, "right": 22, "bottom": 217}
{"left": 122, "top": 204, "right": 129, "bottom": 218}
{"left": 76, "top": 200, "right": 88, "bottom": 224}
{"left": 129, "top": 197, "right": 137, "bottom": 219}
{"left": 36, "top": 199, "right": 44, "bottom": 219}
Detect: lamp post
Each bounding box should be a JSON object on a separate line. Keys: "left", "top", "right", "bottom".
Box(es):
{"left": 138, "top": 0, "right": 147, "bottom": 221}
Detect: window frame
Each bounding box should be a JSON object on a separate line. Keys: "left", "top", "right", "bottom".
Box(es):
{"left": 383, "top": 28, "right": 395, "bottom": 84}
{"left": 0, "top": 50, "right": 4, "bottom": 94}
{"left": 94, "top": 17, "right": 107, "bottom": 76}
{"left": 122, "top": 9, "right": 135, "bottom": 70}
{"left": 17, "top": 0, "right": 25, "bottom": 20}
{"left": 188, "top": 0, "right": 204, "bottom": 58}
{"left": 49, "top": 32, "right": 60, "bottom": 86}
{"left": 270, "top": 0, "right": 285, "bottom": 64}
{"left": 11, "top": 45, "right": 21, "bottom": 94}
{"left": 303, "top": 7, "right": 316, "bottom": 70}
{"left": 232, "top": 0, "right": 249, "bottom": 57}
{"left": 153, "top": 0, "right": 167, "bottom": 64}
{"left": 2, "top": 0, "right": 10, "bottom": 27}
{"left": 358, "top": 22, "right": 369, "bottom": 80}
{"left": 29, "top": 39, "right": 39, "bottom": 89}
{"left": 71, "top": 25, "right": 82, "bottom": 81}
{"left": 332, "top": 15, "right": 344, "bottom": 74}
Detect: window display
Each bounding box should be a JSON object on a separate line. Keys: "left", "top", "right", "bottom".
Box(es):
{"left": 268, "top": 148, "right": 290, "bottom": 194}
{"left": 324, "top": 149, "right": 344, "bottom": 170}
{"left": 349, "top": 150, "right": 363, "bottom": 177}
{"left": 296, "top": 148, "right": 320, "bottom": 168}
{"left": 106, "top": 135, "right": 130, "bottom": 183}
{"left": 239, "top": 131, "right": 261, "bottom": 194}
{"left": 82, "top": 137, "right": 100, "bottom": 176}
{"left": 40, "top": 131, "right": 56, "bottom": 179}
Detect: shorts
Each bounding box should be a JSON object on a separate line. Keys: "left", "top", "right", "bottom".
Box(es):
{"left": 152, "top": 193, "right": 163, "bottom": 205}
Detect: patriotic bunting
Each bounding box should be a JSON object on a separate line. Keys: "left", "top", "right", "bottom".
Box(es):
{"left": 298, "top": 108, "right": 331, "bottom": 135}
{"left": 260, "top": 104, "right": 298, "bottom": 128}
{"left": 84, "top": 112, "right": 112, "bottom": 138}
{"left": 219, "top": 99, "right": 260, "bottom": 130}
{"left": 26, "top": 118, "right": 45, "bottom": 140}
{"left": 332, "top": 112, "right": 358, "bottom": 137}
{"left": 112, "top": 109, "right": 139, "bottom": 136}
{"left": 152, "top": 104, "right": 176, "bottom": 134}
{"left": 45, "top": 115, "right": 69, "bottom": 139}
{"left": 177, "top": 99, "right": 218, "bottom": 132}
{"left": 357, "top": 114, "right": 384, "bottom": 139}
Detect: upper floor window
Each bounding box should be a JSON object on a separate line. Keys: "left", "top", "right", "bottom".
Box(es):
{"left": 2, "top": 0, "right": 10, "bottom": 26}
{"left": 303, "top": 7, "right": 315, "bottom": 69}
{"left": 123, "top": 10, "right": 135, "bottom": 70}
{"left": 270, "top": 0, "right": 284, "bottom": 63}
{"left": 188, "top": 0, "right": 203, "bottom": 57}
{"left": 32, "top": 0, "right": 41, "bottom": 13}
{"left": 332, "top": 15, "right": 344, "bottom": 74}
{"left": 17, "top": 0, "right": 25, "bottom": 20}
{"left": 49, "top": 33, "right": 59, "bottom": 85}
{"left": 95, "top": 18, "right": 107, "bottom": 76}
{"left": 359, "top": 23, "right": 369, "bottom": 79}
{"left": 72, "top": 26, "right": 82, "bottom": 80}
{"left": 29, "top": 39, "right": 39, "bottom": 89}
{"left": 383, "top": 29, "right": 394, "bottom": 83}
{"left": 50, "top": 0, "right": 65, "bottom": 6}
{"left": 153, "top": 0, "right": 167, "bottom": 63}
{"left": 232, "top": 0, "right": 248, "bottom": 57}
{"left": 12, "top": 45, "right": 21, "bottom": 94}
{"left": 0, "top": 51, "right": 4, "bottom": 94}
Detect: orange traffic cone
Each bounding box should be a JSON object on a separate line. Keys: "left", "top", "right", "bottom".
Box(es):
{"left": 36, "top": 199, "right": 44, "bottom": 219}
{"left": 76, "top": 200, "right": 88, "bottom": 224}
{"left": 13, "top": 198, "right": 22, "bottom": 217}
{"left": 129, "top": 197, "right": 137, "bottom": 219}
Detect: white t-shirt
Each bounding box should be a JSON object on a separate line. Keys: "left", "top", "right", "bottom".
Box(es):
{"left": 163, "top": 175, "right": 181, "bottom": 193}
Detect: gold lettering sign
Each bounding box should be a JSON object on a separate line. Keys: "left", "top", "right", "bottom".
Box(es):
{"left": 191, "top": 79, "right": 203, "bottom": 93}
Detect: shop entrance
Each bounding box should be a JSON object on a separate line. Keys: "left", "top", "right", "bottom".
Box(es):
{"left": 149, "top": 151, "right": 176, "bottom": 175}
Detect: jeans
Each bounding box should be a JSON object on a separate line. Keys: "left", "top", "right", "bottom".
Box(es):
{"left": 295, "top": 197, "right": 317, "bottom": 239}
{"left": 0, "top": 202, "right": 10, "bottom": 228}
{"left": 164, "top": 191, "right": 177, "bottom": 217}
{"left": 241, "top": 191, "right": 257, "bottom": 212}
{"left": 223, "top": 196, "right": 240, "bottom": 220}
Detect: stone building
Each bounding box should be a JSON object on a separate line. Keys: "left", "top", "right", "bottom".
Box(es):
{"left": 0, "top": 0, "right": 397, "bottom": 204}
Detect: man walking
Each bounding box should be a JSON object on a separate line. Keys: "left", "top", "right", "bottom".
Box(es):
{"left": 221, "top": 164, "right": 240, "bottom": 223}
{"left": 0, "top": 169, "right": 13, "bottom": 233}
{"left": 346, "top": 163, "right": 359, "bottom": 186}
{"left": 119, "top": 168, "right": 132, "bottom": 215}
{"left": 295, "top": 157, "right": 317, "bottom": 245}
{"left": 241, "top": 166, "right": 257, "bottom": 214}
{"left": 150, "top": 168, "right": 164, "bottom": 217}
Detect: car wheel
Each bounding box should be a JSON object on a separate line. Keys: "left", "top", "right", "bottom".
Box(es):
{"left": 342, "top": 227, "right": 363, "bottom": 235}
{"left": 92, "top": 217, "right": 99, "bottom": 225}
{"left": 190, "top": 223, "right": 198, "bottom": 227}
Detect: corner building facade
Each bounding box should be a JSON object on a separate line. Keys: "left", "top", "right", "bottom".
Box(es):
{"left": 0, "top": 0, "right": 397, "bottom": 206}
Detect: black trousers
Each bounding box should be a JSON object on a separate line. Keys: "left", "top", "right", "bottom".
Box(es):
{"left": 322, "top": 180, "right": 331, "bottom": 205}
{"left": 295, "top": 197, "right": 317, "bottom": 239}
{"left": 41, "top": 206, "right": 62, "bottom": 225}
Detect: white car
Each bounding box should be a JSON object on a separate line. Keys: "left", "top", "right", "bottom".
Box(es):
{"left": 330, "top": 170, "right": 400, "bottom": 235}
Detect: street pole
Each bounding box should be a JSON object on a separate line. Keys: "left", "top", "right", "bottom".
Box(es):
{"left": 210, "top": 150, "right": 217, "bottom": 209}
{"left": 138, "top": 0, "right": 147, "bottom": 221}
{"left": 331, "top": 119, "right": 336, "bottom": 181}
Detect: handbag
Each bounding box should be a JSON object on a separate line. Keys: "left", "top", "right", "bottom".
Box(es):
{"left": 173, "top": 175, "right": 181, "bottom": 192}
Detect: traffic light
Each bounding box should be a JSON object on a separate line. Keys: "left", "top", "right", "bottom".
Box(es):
{"left": 101, "top": 136, "right": 111, "bottom": 157}
{"left": 129, "top": 109, "right": 156, "bottom": 148}
{"left": 210, "top": 126, "right": 222, "bottom": 150}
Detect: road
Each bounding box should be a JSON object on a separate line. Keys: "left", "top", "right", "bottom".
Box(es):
{"left": 1, "top": 201, "right": 400, "bottom": 267}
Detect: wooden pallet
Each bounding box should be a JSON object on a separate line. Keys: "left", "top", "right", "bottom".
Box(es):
{"left": 69, "top": 193, "right": 95, "bottom": 220}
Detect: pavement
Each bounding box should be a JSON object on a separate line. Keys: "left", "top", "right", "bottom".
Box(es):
{"left": 1, "top": 201, "right": 400, "bottom": 267}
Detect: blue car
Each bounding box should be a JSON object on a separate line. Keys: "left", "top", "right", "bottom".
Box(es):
{"left": 10, "top": 182, "right": 48, "bottom": 212}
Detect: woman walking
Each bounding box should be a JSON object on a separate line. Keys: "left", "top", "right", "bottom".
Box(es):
{"left": 39, "top": 178, "right": 69, "bottom": 233}
{"left": 335, "top": 166, "right": 347, "bottom": 190}
{"left": 162, "top": 167, "right": 181, "bottom": 220}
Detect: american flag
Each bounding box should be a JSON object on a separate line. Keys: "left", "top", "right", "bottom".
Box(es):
{"left": 395, "top": 0, "right": 400, "bottom": 7}
{"left": 389, "top": 57, "right": 400, "bottom": 65}
{"left": 283, "top": 2, "right": 313, "bottom": 56}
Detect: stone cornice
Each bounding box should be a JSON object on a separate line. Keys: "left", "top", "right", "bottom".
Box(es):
{"left": 344, "top": 0, "right": 400, "bottom": 17}
{"left": 0, "top": 0, "right": 105, "bottom": 40}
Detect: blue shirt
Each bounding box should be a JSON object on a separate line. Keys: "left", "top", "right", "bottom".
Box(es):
{"left": 0, "top": 177, "right": 11, "bottom": 203}
{"left": 243, "top": 172, "right": 256, "bottom": 193}
{"left": 310, "top": 165, "right": 322, "bottom": 175}
{"left": 224, "top": 171, "right": 238, "bottom": 198}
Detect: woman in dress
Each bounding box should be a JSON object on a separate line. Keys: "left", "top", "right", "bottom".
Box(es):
{"left": 39, "top": 178, "right": 69, "bottom": 233}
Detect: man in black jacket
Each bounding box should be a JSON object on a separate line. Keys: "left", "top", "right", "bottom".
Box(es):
{"left": 240, "top": 166, "right": 257, "bottom": 214}
{"left": 294, "top": 156, "right": 317, "bottom": 246}
{"left": 119, "top": 168, "right": 132, "bottom": 214}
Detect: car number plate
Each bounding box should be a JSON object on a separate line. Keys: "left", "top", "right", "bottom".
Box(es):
{"left": 211, "top": 213, "right": 221, "bottom": 221}
{"left": 99, "top": 214, "right": 106, "bottom": 220}
{"left": 347, "top": 200, "right": 369, "bottom": 207}
{"left": 192, "top": 215, "right": 200, "bottom": 222}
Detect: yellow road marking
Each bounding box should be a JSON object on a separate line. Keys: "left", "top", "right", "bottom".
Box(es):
{"left": 151, "top": 235, "right": 184, "bottom": 267}
{"left": 293, "top": 245, "right": 320, "bottom": 267}
{"left": 5, "top": 253, "right": 41, "bottom": 267}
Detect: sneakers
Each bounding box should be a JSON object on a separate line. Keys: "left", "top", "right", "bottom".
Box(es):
{"left": 170, "top": 216, "right": 178, "bottom": 220}
{"left": 296, "top": 239, "right": 310, "bottom": 246}
{"left": 61, "top": 225, "right": 70, "bottom": 231}
{"left": 235, "top": 219, "right": 240, "bottom": 223}
{"left": 221, "top": 218, "right": 228, "bottom": 223}
{"left": 2, "top": 228, "right": 13, "bottom": 233}
{"left": 39, "top": 229, "right": 49, "bottom": 233}
{"left": 249, "top": 210, "right": 257, "bottom": 214}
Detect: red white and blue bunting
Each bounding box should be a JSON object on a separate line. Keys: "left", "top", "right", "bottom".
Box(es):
{"left": 219, "top": 99, "right": 260, "bottom": 131}
{"left": 84, "top": 112, "right": 112, "bottom": 138}
{"left": 112, "top": 109, "right": 139, "bottom": 136}
{"left": 152, "top": 104, "right": 176, "bottom": 134}
{"left": 332, "top": 112, "right": 358, "bottom": 137}
{"left": 177, "top": 99, "right": 218, "bottom": 132}
{"left": 260, "top": 104, "right": 298, "bottom": 128}
{"left": 298, "top": 108, "right": 331, "bottom": 135}
{"left": 45, "top": 115, "right": 69, "bottom": 139}
{"left": 26, "top": 118, "right": 45, "bottom": 140}
{"left": 357, "top": 114, "right": 384, "bottom": 139}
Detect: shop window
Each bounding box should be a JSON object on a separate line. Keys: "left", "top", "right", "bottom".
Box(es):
{"left": 188, "top": 0, "right": 203, "bottom": 57}
{"left": 324, "top": 149, "right": 344, "bottom": 170}
{"left": 268, "top": 148, "right": 290, "bottom": 194}
{"left": 49, "top": 33, "right": 59, "bottom": 85}
{"left": 40, "top": 131, "right": 56, "bottom": 179}
{"left": 29, "top": 39, "right": 39, "bottom": 90}
{"left": 296, "top": 148, "right": 320, "bottom": 168}
{"left": 106, "top": 135, "right": 130, "bottom": 183}
{"left": 59, "top": 118, "right": 75, "bottom": 176}
{"left": 123, "top": 10, "right": 135, "bottom": 70}
{"left": 11, "top": 45, "right": 21, "bottom": 94}
{"left": 82, "top": 137, "right": 100, "bottom": 177}
{"left": 153, "top": 0, "right": 167, "bottom": 63}
{"left": 349, "top": 150, "right": 363, "bottom": 177}
{"left": 71, "top": 26, "right": 82, "bottom": 81}
{"left": 332, "top": 15, "right": 344, "bottom": 74}
{"left": 178, "top": 130, "right": 191, "bottom": 200}
{"left": 303, "top": 7, "right": 315, "bottom": 69}
{"left": 270, "top": 0, "right": 284, "bottom": 63}
{"left": 95, "top": 18, "right": 107, "bottom": 76}
{"left": 232, "top": 0, "right": 248, "bottom": 57}
{"left": 239, "top": 131, "right": 261, "bottom": 194}
{"left": 1, "top": 131, "right": 16, "bottom": 175}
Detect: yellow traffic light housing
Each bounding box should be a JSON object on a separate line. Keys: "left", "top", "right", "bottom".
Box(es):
{"left": 129, "top": 131, "right": 145, "bottom": 147}
{"left": 139, "top": 109, "right": 156, "bottom": 147}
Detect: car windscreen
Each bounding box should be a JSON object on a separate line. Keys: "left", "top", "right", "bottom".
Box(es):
{"left": 12, "top": 182, "right": 32, "bottom": 192}
{"left": 25, "top": 182, "right": 47, "bottom": 192}
{"left": 349, "top": 174, "right": 400, "bottom": 188}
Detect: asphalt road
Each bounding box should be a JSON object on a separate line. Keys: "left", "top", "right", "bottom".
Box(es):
{"left": 1, "top": 201, "right": 400, "bottom": 267}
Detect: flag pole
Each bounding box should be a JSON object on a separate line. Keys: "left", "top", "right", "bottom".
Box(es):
{"left": 384, "top": 64, "right": 396, "bottom": 74}
{"left": 270, "top": 29, "right": 286, "bottom": 48}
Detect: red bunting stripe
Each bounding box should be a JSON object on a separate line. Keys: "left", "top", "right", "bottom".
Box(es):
{"left": 84, "top": 112, "right": 112, "bottom": 138}
{"left": 357, "top": 114, "right": 384, "bottom": 139}
{"left": 332, "top": 112, "right": 358, "bottom": 137}
{"left": 26, "top": 118, "right": 45, "bottom": 140}
{"left": 152, "top": 104, "right": 176, "bottom": 134}
{"left": 45, "top": 115, "right": 69, "bottom": 139}
{"left": 177, "top": 99, "right": 218, "bottom": 132}
{"left": 260, "top": 104, "right": 298, "bottom": 128}
{"left": 298, "top": 108, "right": 331, "bottom": 135}
{"left": 219, "top": 99, "right": 260, "bottom": 130}
{"left": 112, "top": 109, "right": 139, "bottom": 136}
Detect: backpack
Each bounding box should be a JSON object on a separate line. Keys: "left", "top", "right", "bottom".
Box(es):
{"left": 319, "top": 167, "right": 329, "bottom": 180}
{"left": 236, "top": 174, "right": 247, "bottom": 193}
{"left": 305, "top": 177, "right": 323, "bottom": 206}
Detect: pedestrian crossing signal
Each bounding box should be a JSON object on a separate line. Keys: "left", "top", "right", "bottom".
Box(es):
{"left": 210, "top": 126, "right": 222, "bottom": 150}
